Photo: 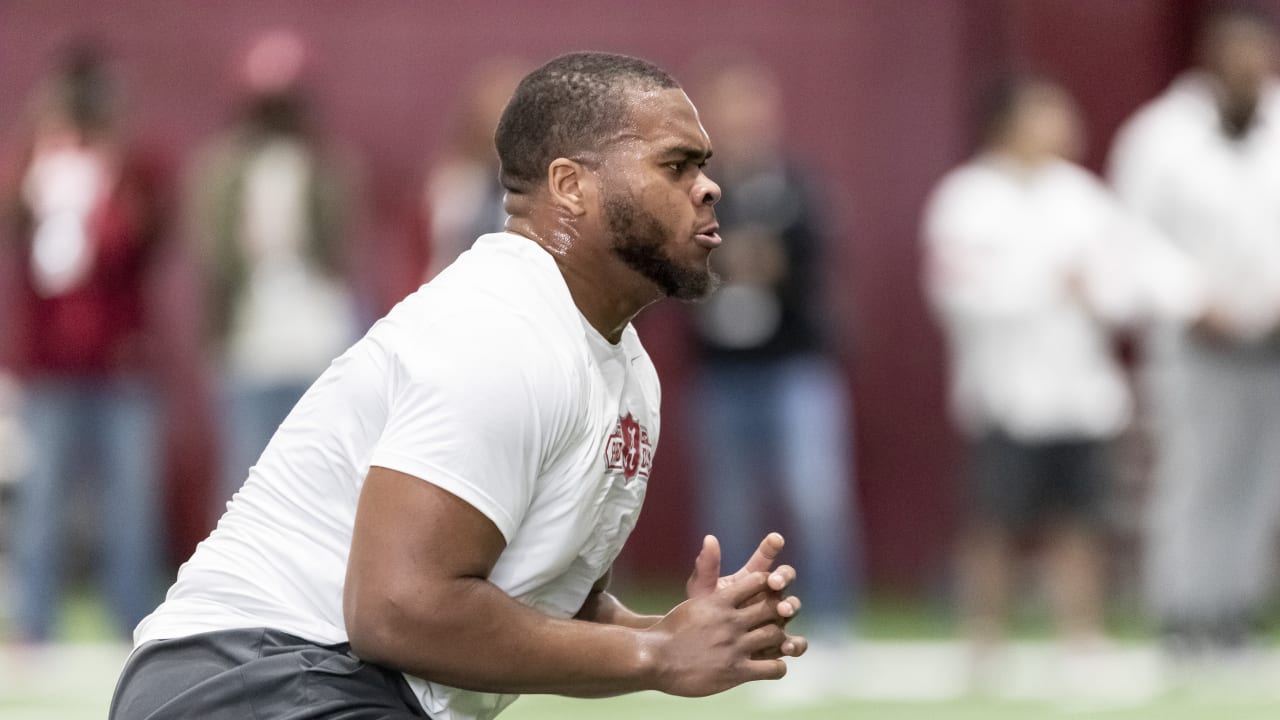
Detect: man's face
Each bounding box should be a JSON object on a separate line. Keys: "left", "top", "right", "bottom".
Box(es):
{"left": 594, "top": 87, "right": 722, "bottom": 300}
{"left": 1206, "top": 17, "right": 1278, "bottom": 110}
{"left": 1008, "top": 85, "right": 1084, "bottom": 163}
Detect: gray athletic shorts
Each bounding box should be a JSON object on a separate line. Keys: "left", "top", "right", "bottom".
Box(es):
{"left": 109, "top": 627, "right": 431, "bottom": 719}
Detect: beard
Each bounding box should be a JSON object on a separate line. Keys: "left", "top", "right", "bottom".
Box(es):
{"left": 604, "top": 190, "right": 718, "bottom": 301}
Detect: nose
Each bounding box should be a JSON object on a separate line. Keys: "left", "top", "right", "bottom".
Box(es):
{"left": 694, "top": 172, "right": 721, "bottom": 206}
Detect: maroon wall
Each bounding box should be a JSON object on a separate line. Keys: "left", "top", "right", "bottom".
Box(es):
{"left": 0, "top": 1, "right": 1238, "bottom": 591}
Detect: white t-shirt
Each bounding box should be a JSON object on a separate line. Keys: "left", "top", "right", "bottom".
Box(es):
{"left": 922, "top": 154, "right": 1200, "bottom": 440}
{"left": 1110, "top": 72, "right": 1280, "bottom": 345}
{"left": 135, "top": 232, "right": 662, "bottom": 720}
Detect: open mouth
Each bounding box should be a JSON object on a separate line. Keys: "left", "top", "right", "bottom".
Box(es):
{"left": 694, "top": 225, "right": 722, "bottom": 249}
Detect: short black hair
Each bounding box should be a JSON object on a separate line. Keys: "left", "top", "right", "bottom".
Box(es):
{"left": 44, "top": 40, "right": 116, "bottom": 136}
{"left": 1204, "top": 1, "right": 1277, "bottom": 31}
{"left": 495, "top": 51, "right": 679, "bottom": 195}
{"left": 1200, "top": 1, "right": 1278, "bottom": 47}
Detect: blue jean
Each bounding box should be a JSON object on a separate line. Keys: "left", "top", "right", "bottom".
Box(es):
{"left": 694, "top": 355, "right": 860, "bottom": 636}
{"left": 216, "top": 377, "right": 312, "bottom": 517}
{"left": 9, "top": 375, "right": 162, "bottom": 641}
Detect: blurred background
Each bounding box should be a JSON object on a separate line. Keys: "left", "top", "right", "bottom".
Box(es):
{"left": 3, "top": 1, "right": 1280, "bottom": 718}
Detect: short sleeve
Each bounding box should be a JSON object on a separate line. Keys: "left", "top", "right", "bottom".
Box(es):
{"left": 369, "top": 318, "right": 567, "bottom": 542}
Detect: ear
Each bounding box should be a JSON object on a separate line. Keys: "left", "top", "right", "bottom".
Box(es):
{"left": 546, "top": 158, "right": 595, "bottom": 216}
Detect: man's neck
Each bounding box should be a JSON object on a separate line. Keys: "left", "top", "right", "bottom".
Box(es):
{"left": 990, "top": 146, "right": 1056, "bottom": 173}
{"left": 505, "top": 215, "right": 658, "bottom": 345}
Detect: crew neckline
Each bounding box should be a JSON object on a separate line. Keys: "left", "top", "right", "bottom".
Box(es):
{"left": 484, "top": 231, "right": 629, "bottom": 350}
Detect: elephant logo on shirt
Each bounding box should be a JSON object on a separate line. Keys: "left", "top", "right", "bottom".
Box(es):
{"left": 605, "top": 412, "right": 652, "bottom": 483}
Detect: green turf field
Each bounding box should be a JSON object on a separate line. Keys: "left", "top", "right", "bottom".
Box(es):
{"left": 3, "top": 593, "right": 1279, "bottom": 719}
{"left": 513, "top": 691, "right": 1280, "bottom": 720}
{"left": 4, "top": 658, "right": 1280, "bottom": 720}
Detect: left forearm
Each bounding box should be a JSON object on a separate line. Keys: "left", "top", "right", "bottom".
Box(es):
{"left": 576, "top": 591, "right": 662, "bottom": 630}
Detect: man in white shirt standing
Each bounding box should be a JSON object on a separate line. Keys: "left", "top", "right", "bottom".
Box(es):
{"left": 109, "top": 52, "right": 806, "bottom": 720}
{"left": 923, "top": 76, "right": 1197, "bottom": 689}
{"left": 1109, "top": 7, "right": 1280, "bottom": 663}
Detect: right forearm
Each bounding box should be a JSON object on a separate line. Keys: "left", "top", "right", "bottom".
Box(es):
{"left": 348, "top": 575, "right": 665, "bottom": 698}
{"left": 347, "top": 570, "right": 787, "bottom": 700}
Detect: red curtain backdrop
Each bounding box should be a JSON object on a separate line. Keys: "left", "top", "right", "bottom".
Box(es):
{"left": 2, "top": 0, "right": 1252, "bottom": 590}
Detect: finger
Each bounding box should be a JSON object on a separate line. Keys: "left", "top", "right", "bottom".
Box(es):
{"left": 767, "top": 564, "right": 796, "bottom": 592}
{"left": 750, "top": 634, "right": 808, "bottom": 660}
{"left": 736, "top": 532, "right": 785, "bottom": 577}
{"left": 685, "top": 535, "right": 722, "bottom": 598}
{"left": 741, "top": 592, "right": 788, "bottom": 627}
{"left": 743, "top": 622, "right": 787, "bottom": 653}
{"left": 780, "top": 634, "right": 808, "bottom": 657}
{"left": 776, "top": 594, "right": 801, "bottom": 620}
{"left": 724, "top": 571, "right": 772, "bottom": 606}
{"left": 752, "top": 645, "right": 784, "bottom": 660}
{"left": 739, "top": 658, "right": 787, "bottom": 682}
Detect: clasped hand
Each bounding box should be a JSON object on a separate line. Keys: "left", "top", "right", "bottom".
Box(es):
{"left": 647, "top": 532, "right": 807, "bottom": 697}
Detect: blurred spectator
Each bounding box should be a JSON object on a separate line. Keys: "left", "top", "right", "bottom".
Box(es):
{"left": 1109, "top": 7, "right": 1280, "bottom": 664}
{"left": 421, "top": 58, "right": 526, "bottom": 279}
{"left": 186, "top": 30, "right": 361, "bottom": 514}
{"left": 922, "top": 77, "right": 1201, "bottom": 688}
{"left": 690, "top": 59, "right": 860, "bottom": 654}
{"left": 1, "top": 43, "right": 168, "bottom": 641}
{"left": 0, "top": 372, "right": 27, "bottom": 485}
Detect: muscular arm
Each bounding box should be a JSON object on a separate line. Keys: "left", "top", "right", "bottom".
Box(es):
{"left": 344, "top": 466, "right": 787, "bottom": 698}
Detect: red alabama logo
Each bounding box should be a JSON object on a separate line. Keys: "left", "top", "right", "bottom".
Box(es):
{"left": 605, "top": 412, "right": 653, "bottom": 483}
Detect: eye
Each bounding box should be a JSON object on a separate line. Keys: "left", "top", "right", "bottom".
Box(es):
{"left": 666, "top": 159, "right": 707, "bottom": 175}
